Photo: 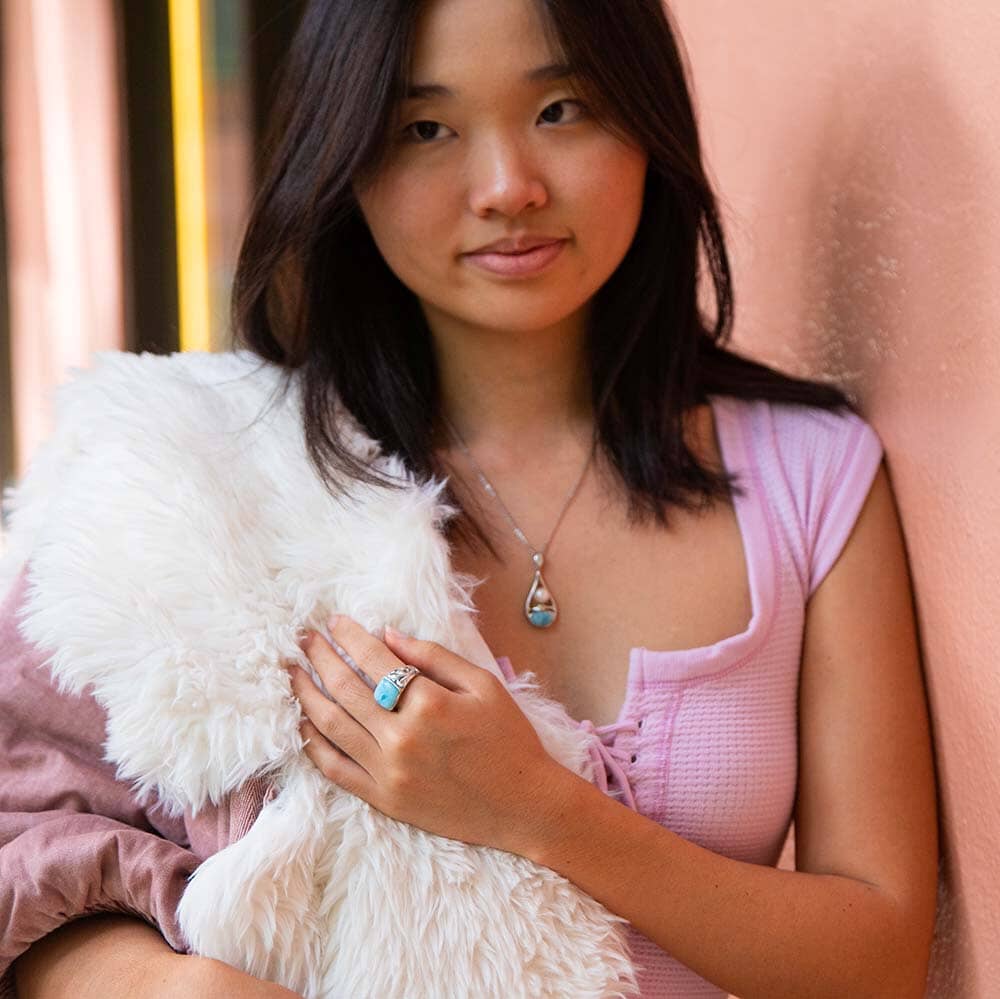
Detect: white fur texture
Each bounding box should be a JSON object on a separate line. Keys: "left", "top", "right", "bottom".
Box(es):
{"left": 1, "top": 350, "right": 639, "bottom": 998}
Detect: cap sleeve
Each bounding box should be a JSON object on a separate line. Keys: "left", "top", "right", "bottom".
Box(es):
{"left": 760, "top": 400, "right": 885, "bottom": 601}
{"left": 800, "top": 408, "right": 885, "bottom": 598}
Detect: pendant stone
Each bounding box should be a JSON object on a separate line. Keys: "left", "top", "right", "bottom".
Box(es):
{"left": 524, "top": 553, "right": 557, "bottom": 628}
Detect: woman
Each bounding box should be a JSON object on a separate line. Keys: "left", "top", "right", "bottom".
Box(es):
{"left": 4, "top": 0, "right": 938, "bottom": 996}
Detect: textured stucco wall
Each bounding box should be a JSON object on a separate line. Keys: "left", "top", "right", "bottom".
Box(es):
{"left": 668, "top": 3, "right": 999, "bottom": 995}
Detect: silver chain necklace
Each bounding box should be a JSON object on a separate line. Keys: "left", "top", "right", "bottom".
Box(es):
{"left": 441, "top": 412, "right": 597, "bottom": 629}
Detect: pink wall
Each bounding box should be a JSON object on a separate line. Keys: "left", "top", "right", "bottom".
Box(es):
{"left": 667, "top": 2, "right": 999, "bottom": 994}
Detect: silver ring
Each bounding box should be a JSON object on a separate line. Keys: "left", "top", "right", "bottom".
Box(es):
{"left": 373, "top": 666, "right": 421, "bottom": 711}
{"left": 386, "top": 666, "right": 420, "bottom": 691}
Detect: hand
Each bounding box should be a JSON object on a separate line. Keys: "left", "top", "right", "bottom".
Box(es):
{"left": 287, "top": 615, "right": 572, "bottom": 855}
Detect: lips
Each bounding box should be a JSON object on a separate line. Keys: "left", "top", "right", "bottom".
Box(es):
{"left": 462, "top": 238, "right": 567, "bottom": 277}
{"left": 466, "top": 235, "right": 565, "bottom": 255}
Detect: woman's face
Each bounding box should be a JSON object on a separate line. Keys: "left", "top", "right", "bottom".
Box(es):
{"left": 352, "top": 0, "right": 649, "bottom": 340}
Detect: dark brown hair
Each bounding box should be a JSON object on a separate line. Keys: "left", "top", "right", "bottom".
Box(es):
{"left": 229, "top": 0, "right": 852, "bottom": 556}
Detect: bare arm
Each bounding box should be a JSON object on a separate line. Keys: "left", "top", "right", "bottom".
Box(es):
{"left": 14, "top": 914, "right": 301, "bottom": 999}
{"left": 518, "top": 464, "right": 939, "bottom": 998}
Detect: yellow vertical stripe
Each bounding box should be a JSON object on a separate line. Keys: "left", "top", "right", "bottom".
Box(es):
{"left": 168, "top": 0, "right": 211, "bottom": 353}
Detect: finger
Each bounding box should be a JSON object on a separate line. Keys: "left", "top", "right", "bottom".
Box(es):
{"left": 301, "top": 628, "right": 386, "bottom": 724}
{"left": 326, "top": 614, "right": 402, "bottom": 683}
{"left": 289, "top": 664, "right": 382, "bottom": 760}
{"left": 324, "top": 616, "right": 442, "bottom": 708}
{"left": 382, "top": 625, "right": 496, "bottom": 695}
{"left": 299, "top": 717, "right": 375, "bottom": 800}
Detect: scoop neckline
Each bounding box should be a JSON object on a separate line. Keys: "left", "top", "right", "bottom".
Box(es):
{"left": 495, "top": 393, "right": 778, "bottom": 727}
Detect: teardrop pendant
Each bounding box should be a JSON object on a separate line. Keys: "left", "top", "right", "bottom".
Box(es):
{"left": 524, "top": 564, "right": 558, "bottom": 628}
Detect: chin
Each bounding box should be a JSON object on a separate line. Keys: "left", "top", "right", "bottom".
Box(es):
{"left": 460, "top": 293, "right": 592, "bottom": 333}
{"left": 475, "top": 311, "right": 582, "bottom": 336}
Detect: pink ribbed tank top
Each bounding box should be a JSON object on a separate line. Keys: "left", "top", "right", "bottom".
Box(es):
{"left": 496, "top": 393, "right": 885, "bottom": 997}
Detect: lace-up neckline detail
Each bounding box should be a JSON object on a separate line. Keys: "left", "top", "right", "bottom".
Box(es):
{"left": 576, "top": 717, "right": 640, "bottom": 811}
{"left": 494, "top": 655, "right": 642, "bottom": 811}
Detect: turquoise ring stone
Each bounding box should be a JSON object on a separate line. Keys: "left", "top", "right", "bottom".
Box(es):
{"left": 372, "top": 666, "right": 421, "bottom": 711}
{"left": 374, "top": 677, "right": 402, "bottom": 710}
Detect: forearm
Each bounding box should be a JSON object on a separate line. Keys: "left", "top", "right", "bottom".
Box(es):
{"left": 520, "top": 771, "right": 926, "bottom": 999}
{"left": 13, "top": 914, "right": 181, "bottom": 999}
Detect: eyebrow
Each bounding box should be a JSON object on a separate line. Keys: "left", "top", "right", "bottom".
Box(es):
{"left": 404, "top": 62, "right": 575, "bottom": 101}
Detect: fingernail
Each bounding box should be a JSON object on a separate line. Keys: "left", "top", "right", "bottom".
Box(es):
{"left": 385, "top": 624, "right": 407, "bottom": 641}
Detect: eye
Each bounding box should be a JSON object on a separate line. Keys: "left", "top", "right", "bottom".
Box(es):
{"left": 402, "top": 120, "right": 454, "bottom": 144}
{"left": 538, "top": 99, "right": 588, "bottom": 125}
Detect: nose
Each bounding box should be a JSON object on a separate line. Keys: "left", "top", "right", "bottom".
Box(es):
{"left": 467, "top": 134, "right": 549, "bottom": 218}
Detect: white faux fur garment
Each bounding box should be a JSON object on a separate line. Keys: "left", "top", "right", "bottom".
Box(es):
{"left": 0, "top": 350, "right": 640, "bottom": 999}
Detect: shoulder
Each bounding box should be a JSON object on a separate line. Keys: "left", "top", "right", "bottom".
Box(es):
{"left": 718, "top": 393, "right": 882, "bottom": 470}
{"left": 715, "top": 394, "right": 885, "bottom": 598}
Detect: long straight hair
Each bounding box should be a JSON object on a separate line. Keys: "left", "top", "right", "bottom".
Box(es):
{"left": 230, "top": 0, "right": 852, "bottom": 557}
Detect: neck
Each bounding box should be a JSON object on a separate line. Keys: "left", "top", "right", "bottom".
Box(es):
{"left": 425, "top": 307, "right": 595, "bottom": 460}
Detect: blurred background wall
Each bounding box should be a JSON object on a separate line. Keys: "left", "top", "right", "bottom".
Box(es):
{"left": 0, "top": 0, "right": 274, "bottom": 492}
{"left": 1, "top": 0, "right": 124, "bottom": 493}
{"left": 667, "top": 2, "right": 999, "bottom": 995}
{"left": 1, "top": 2, "right": 995, "bottom": 994}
